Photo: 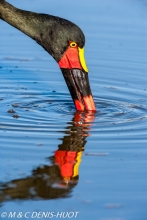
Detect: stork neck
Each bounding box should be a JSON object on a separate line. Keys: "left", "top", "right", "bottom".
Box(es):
{"left": 0, "top": 0, "right": 42, "bottom": 41}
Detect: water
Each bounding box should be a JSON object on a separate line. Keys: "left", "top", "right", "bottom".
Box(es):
{"left": 0, "top": 0, "right": 147, "bottom": 219}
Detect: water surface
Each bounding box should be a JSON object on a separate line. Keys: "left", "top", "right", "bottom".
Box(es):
{"left": 0, "top": 0, "right": 147, "bottom": 219}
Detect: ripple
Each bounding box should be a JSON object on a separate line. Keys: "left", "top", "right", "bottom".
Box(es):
{"left": 0, "top": 92, "right": 146, "bottom": 133}
{"left": 94, "top": 97, "right": 147, "bottom": 123}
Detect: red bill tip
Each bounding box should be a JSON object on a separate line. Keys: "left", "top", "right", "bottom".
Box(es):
{"left": 74, "top": 95, "right": 96, "bottom": 111}
{"left": 83, "top": 95, "right": 96, "bottom": 111}
{"left": 74, "top": 100, "right": 85, "bottom": 111}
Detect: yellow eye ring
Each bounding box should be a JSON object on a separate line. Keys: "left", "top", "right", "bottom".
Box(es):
{"left": 69, "top": 42, "right": 77, "bottom": 48}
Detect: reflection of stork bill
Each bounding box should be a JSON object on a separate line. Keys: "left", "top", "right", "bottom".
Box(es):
{"left": 0, "top": 112, "right": 95, "bottom": 202}
{"left": 55, "top": 151, "right": 82, "bottom": 183}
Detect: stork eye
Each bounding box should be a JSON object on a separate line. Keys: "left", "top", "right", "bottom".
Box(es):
{"left": 69, "top": 42, "right": 77, "bottom": 48}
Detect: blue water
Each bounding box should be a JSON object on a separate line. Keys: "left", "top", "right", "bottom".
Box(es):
{"left": 0, "top": 0, "right": 147, "bottom": 219}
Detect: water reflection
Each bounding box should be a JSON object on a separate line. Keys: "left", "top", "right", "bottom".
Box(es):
{"left": 0, "top": 112, "right": 95, "bottom": 203}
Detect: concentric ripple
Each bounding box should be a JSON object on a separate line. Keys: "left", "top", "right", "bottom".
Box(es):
{"left": 0, "top": 88, "right": 147, "bottom": 131}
